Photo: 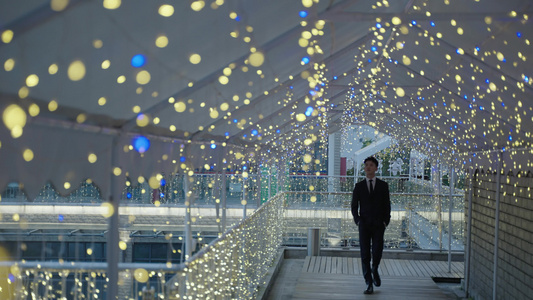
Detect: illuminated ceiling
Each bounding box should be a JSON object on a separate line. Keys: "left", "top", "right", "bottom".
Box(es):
{"left": 1, "top": 0, "right": 533, "bottom": 196}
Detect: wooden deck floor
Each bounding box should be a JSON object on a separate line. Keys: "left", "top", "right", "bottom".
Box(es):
{"left": 302, "top": 256, "right": 464, "bottom": 278}
{"left": 290, "top": 256, "right": 464, "bottom": 300}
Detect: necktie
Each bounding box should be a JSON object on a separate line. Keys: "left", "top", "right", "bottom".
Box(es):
{"left": 369, "top": 179, "right": 373, "bottom": 194}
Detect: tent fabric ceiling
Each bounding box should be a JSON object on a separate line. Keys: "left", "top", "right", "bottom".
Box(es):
{"left": 1, "top": 0, "right": 533, "bottom": 198}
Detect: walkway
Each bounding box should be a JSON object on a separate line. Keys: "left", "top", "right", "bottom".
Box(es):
{"left": 267, "top": 256, "right": 465, "bottom": 300}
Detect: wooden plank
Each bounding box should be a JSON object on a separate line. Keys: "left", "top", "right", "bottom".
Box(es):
{"left": 380, "top": 259, "right": 391, "bottom": 276}
{"left": 293, "top": 273, "right": 454, "bottom": 300}
{"left": 341, "top": 257, "right": 348, "bottom": 274}
{"left": 347, "top": 257, "right": 353, "bottom": 275}
{"left": 409, "top": 260, "right": 425, "bottom": 277}
{"left": 326, "top": 256, "right": 333, "bottom": 274}
{"left": 320, "top": 255, "right": 327, "bottom": 273}
{"left": 303, "top": 256, "right": 311, "bottom": 272}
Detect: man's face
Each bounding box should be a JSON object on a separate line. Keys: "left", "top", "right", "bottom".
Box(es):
{"left": 364, "top": 161, "right": 378, "bottom": 178}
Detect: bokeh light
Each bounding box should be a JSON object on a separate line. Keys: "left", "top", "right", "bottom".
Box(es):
{"left": 132, "top": 136, "right": 150, "bottom": 153}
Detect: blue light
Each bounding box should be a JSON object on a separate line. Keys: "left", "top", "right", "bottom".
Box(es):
{"left": 368, "top": 59, "right": 372, "bottom": 63}
{"left": 302, "top": 56, "right": 310, "bottom": 64}
{"left": 485, "top": 79, "right": 490, "bottom": 83}
{"left": 160, "top": 179, "right": 166, "bottom": 186}
{"left": 517, "top": 32, "right": 522, "bottom": 38}
{"left": 475, "top": 47, "right": 480, "bottom": 51}
{"left": 509, "top": 135, "right": 512, "bottom": 141}
{"left": 371, "top": 46, "right": 377, "bottom": 52}
{"left": 525, "top": 76, "right": 530, "bottom": 83}
{"left": 430, "top": 21, "right": 435, "bottom": 27}
{"left": 456, "top": 48, "right": 462, "bottom": 54}
{"left": 160, "top": 192, "right": 165, "bottom": 198}
{"left": 210, "top": 143, "right": 217, "bottom": 149}
{"left": 233, "top": 119, "right": 238, "bottom": 123}
{"left": 180, "top": 156, "right": 186, "bottom": 162}
{"left": 8, "top": 274, "right": 15, "bottom": 283}
{"left": 299, "top": 10, "right": 308, "bottom": 18}
{"left": 276, "top": 129, "right": 280, "bottom": 133}
{"left": 131, "top": 54, "right": 146, "bottom": 68}
{"left": 309, "top": 90, "right": 316, "bottom": 96}
{"left": 376, "top": 23, "right": 382, "bottom": 28}
{"left": 333, "top": 76, "right": 338, "bottom": 80}
{"left": 127, "top": 192, "right": 132, "bottom": 199}
{"left": 58, "top": 214, "right": 64, "bottom": 222}
{"left": 411, "top": 20, "right": 417, "bottom": 25}
{"left": 225, "top": 132, "right": 229, "bottom": 136}
{"left": 132, "top": 136, "right": 150, "bottom": 153}
{"left": 305, "top": 106, "right": 314, "bottom": 116}
{"left": 251, "top": 129, "right": 258, "bottom": 135}
{"left": 235, "top": 16, "right": 241, "bottom": 21}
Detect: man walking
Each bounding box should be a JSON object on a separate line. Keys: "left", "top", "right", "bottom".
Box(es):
{"left": 351, "top": 156, "right": 391, "bottom": 294}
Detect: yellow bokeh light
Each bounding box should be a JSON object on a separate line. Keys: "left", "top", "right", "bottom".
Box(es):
{"left": 191, "top": 1, "right": 205, "bottom": 11}
{"left": 23, "top": 149, "right": 34, "bottom": 162}
{"left": 402, "top": 56, "right": 411, "bottom": 65}
{"left": 303, "top": 154, "right": 312, "bottom": 163}
{"left": 189, "top": 53, "right": 201, "bottom": 64}
{"left": 1, "top": 29, "right": 14, "bottom": 44}
{"left": 220, "top": 102, "right": 229, "bottom": 111}
{"left": 159, "top": 4, "right": 174, "bottom": 17}
{"left": 4, "top": 58, "right": 15, "bottom": 71}
{"left": 64, "top": 182, "right": 71, "bottom": 189}
{"left": 86, "top": 248, "right": 93, "bottom": 255}
{"left": 302, "top": 0, "right": 313, "bottom": 8}
{"left": 223, "top": 67, "right": 232, "bottom": 76}
{"left": 51, "top": 0, "right": 69, "bottom": 11}
{"left": 396, "top": 87, "right": 405, "bottom": 97}
{"left": 218, "top": 75, "right": 229, "bottom": 85}
{"left": 132, "top": 106, "right": 141, "bottom": 113}
{"left": 241, "top": 200, "right": 247, "bottom": 205}
{"left": 88, "top": 153, "right": 97, "bottom": 163}
{"left": 209, "top": 108, "right": 219, "bottom": 119}
{"left": 93, "top": 39, "right": 103, "bottom": 49}
{"left": 3, "top": 104, "right": 27, "bottom": 130}
{"left": 19, "top": 86, "right": 29, "bottom": 99}
{"left": 136, "top": 70, "right": 151, "bottom": 85}
{"left": 296, "top": 113, "right": 306, "bottom": 122}
{"left": 155, "top": 35, "right": 169, "bottom": 48}
{"left": 392, "top": 16, "right": 401, "bottom": 25}
{"left": 98, "top": 97, "right": 107, "bottom": 106}
{"left": 134, "top": 268, "right": 149, "bottom": 283}
{"left": 310, "top": 196, "right": 317, "bottom": 202}
{"left": 13, "top": 213, "right": 20, "bottom": 221}
{"left": 119, "top": 241, "right": 127, "bottom": 250}
{"left": 101, "top": 60, "right": 110, "bottom": 69}
{"left": 101, "top": 202, "right": 115, "bottom": 218}
{"left": 136, "top": 113, "right": 150, "bottom": 127}
{"left": 113, "top": 167, "right": 122, "bottom": 176}
{"left": 174, "top": 101, "right": 186, "bottom": 112}
{"left": 48, "top": 100, "right": 58, "bottom": 111}
{"left": 117, "top": 75, "right": 126, "bottom": 83}
{"left": 249, "top": 52, "right": 265, "bottom": 67}
{"left": 67, "top": 60, "right": 86, "bottom": 81}
{"left": 76, "top": 113, "right": 86, "bottom": 123}
{"left": 26, "top": 74, "right": 39, "bottom": 87}
{"left": 103, "top": 0, "right": 121, "bottom": 10}
{"left": 49, "top": 63, "right": 58, "bottom": 74}
{"left": 28, "top": 103, "right": 40, "bottom": 117}
{"left": 148, "top": 176, "right": 160, "bottom": 189}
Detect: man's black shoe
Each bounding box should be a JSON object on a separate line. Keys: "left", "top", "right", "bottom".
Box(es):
{"left": 372, "top": 269, "right": 381, "bottom": 287}
{"left": 364, "top": 283, "right": 373, "bottom": 294}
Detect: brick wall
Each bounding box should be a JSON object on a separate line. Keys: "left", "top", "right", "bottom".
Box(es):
{"left": 467, "top": 170, "right": 533, "bottom": 300}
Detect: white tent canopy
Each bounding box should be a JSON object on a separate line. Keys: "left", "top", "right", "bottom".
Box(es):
{"left": 1, "top": 0, "right": 533, "bottom": 198}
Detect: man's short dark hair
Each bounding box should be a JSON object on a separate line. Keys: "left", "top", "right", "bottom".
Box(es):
{"left": 364, "top": 156, "right": 379, "bottom": 167}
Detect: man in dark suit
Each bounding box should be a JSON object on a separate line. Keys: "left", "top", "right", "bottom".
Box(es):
{"left": 351, "top": 156, "right": 391, "bottom": 294}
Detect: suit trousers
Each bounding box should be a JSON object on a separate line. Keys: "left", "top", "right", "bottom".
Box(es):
{"left": 359, "top": 221, "right": 385, "bottom": 284}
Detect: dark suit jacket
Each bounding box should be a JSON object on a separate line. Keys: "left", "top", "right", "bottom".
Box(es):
{"left": 351, "top": 178, "right": 391, "bottom": 227}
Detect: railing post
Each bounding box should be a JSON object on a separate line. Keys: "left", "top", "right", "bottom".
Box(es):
{"left": 448, "top": 166, "right": 454, "bottom": 272}
{"left": 221, "top": 169, "right": 227, "bottom": 232}
{"left": 492, "top": 151, "right": 503, "bottom": 300}
{"left": 465, "top": 160, "right": 474, "bottom": 297}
